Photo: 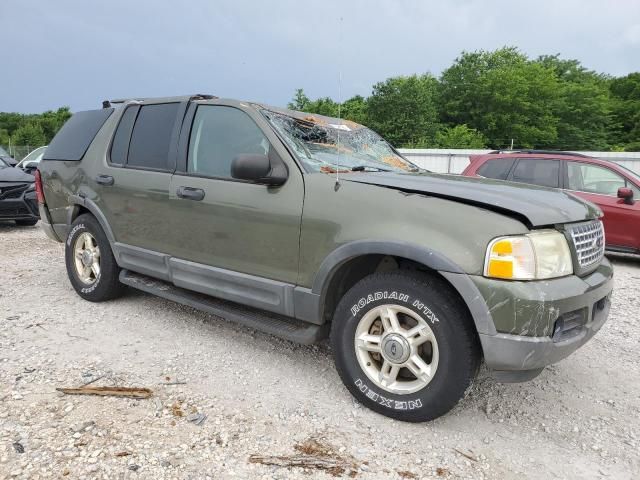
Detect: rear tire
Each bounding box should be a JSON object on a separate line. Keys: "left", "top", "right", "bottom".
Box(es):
{"left": 15, "top": 219, "right": 38, "bottom": 226}
{"left": 65, "top": 214, "right": 124, "bottom": 302}
{"left": 330, "top": 271, "right": 480, "bottom": 422}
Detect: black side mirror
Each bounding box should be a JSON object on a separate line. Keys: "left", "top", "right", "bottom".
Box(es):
{"left": 231, "top": 152, "right": 288, "bottom": 186}
{"left": 617, "top": 187, "right": 634, "bottom": 205}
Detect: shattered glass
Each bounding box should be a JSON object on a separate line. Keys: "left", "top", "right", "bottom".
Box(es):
{"left": 260, "top": 108, "right": 418, "bottom": 174}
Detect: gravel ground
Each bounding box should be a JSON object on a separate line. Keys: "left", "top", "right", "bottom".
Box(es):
{"left": 1, "top": 222, "right": 639, "bottom": 479}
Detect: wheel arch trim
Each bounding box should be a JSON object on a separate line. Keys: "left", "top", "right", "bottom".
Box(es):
{"left": 310, "top": 240, "right": 496, "bottom": 335}
{"left": 67, "top": 195, "right": 116, "bottom": 244}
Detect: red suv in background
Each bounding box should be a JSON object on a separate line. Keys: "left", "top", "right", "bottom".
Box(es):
{"left": 462, "top": 150, "right": 640, "bottom": 254}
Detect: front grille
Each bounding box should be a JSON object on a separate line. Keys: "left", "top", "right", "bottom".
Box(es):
{"left": 0, "top": 184, "right": 28, "bottom": 199}
{"left": 568, "top": 220, "right": 605, "bottom": 268}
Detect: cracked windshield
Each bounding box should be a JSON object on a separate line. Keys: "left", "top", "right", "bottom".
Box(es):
{"left": 262, "top": 109, "right": 418, "bottom": 173}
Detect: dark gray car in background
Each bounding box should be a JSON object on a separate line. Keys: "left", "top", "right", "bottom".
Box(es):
{"left": 0, "top": 157, "right": 39, "bottom": 226}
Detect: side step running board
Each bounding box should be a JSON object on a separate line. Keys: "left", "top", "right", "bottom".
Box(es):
{"left": 119, "top": 270, "right": 328, "bottom": 345}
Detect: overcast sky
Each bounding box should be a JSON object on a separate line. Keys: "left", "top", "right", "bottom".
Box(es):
{"left": 1, "top": 0, "right": 639, "bottom": 113}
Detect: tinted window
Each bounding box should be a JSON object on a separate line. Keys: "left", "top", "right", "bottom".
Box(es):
{"left": 127, "top": 103, "right": 179, "bottom": 170}
{"left": 110, "top": 106, "right": 138, "bottom": 165}
{"left": 511, "top": 158, "right": 560, "bottom": 188}
{"left": 567, "top": 162, "right": 626, "bottom": 196}
{"left": 477, "top": 158, "right": 515, "bottom": 180}
{"left": 188, "top": 106, "right": 269, "bottom": 178}
{"left": 43, "top": 109, "right": 113, "bottom": 161}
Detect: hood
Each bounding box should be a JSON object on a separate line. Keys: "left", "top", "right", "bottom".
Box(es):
{"left": 343, "top": 172, "right": 600, "bottom": 227}
{"left": 0, "top": 166, "right": 35, "bottom": 182}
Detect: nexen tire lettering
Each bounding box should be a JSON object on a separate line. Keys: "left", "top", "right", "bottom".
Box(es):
{"left": 354, "top": 379, "right": 423, "bottom": 410}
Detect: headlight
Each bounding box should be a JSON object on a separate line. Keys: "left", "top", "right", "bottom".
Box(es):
{"left": 484, "top": 230, "right": 573, "bottom": 280}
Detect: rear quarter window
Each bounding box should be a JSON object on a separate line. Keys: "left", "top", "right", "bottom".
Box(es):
{"left": 476, "top": 158, "right": 516, "bottom": 180}
{"left": 43, "top": 108, "right": 114, "bottom": 161}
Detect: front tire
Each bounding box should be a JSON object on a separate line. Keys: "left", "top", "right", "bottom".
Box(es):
{"left": 330, "top": 271, "right": 480, "bottom": 422}
{"left": 65, "top": 214, "right": 123, "bottom": 302}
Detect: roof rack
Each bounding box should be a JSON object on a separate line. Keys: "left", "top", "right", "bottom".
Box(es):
{"left": 102, "top": 94, "right": 217, "bottom": 108}
{"left": 488, "top": 149, "right": 590, "bottom": 158}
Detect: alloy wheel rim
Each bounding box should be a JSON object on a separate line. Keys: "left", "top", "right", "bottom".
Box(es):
{"left": 73, "top": 232, "right": 101, "bottom": 285}
{"left": 354, "top": 304, "right": 439, "bottom": 395}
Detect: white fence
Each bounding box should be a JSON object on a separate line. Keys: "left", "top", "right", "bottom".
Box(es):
{"left": 399, "top": 149, "right": 640, "bottom": 175}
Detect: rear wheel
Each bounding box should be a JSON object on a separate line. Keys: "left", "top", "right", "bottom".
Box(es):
{"left": 330, "top": 271, "right": 480, "bottom": 422}
{"left": 65, "top": 214, "right": 123, "bottom": 302}
{"left": 15, "top": 219, "right": 38, "bottom": 226}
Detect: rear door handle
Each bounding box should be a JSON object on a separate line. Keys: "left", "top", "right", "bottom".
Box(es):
{"left": 95, "top": 174, "right": 114, "bottom": 186}
{"left": 176, "top": 186, "right": 205, "bottom": 201}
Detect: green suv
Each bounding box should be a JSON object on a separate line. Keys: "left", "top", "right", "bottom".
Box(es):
{"left": 37, "top": 95, "right": 613, "bottom": 422}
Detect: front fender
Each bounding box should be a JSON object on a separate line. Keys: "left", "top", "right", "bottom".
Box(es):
{"left": 305, "top": 240, "right": 495, "bottom": 336}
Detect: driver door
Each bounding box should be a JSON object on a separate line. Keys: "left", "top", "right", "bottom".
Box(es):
{"left": 167, "top": 103, "right": 304, "bottom": 286}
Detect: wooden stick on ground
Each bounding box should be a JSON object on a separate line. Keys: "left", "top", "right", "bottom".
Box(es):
{"left": 56, "top": 386, "right": 153, "bottom": 399}
{"left": 248, "top": 454, "right": 357, "bottom": 476}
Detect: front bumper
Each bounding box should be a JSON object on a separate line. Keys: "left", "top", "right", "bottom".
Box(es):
{"left": 0, "top": 188, "right": 39, "bottom": 221}
{"left": 473, "top": 258, "right": 613, "bottom": 373}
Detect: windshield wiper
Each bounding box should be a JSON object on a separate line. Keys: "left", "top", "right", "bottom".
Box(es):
{"left": 351, "top": 165, "right": 392, "bottom": 172}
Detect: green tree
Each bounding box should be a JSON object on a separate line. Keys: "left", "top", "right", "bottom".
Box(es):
{"left": 39, "top": 107, "right": 72, "bottom": 142}
{"left": 435, "top": 125, "right": 487, "bottom": 148}
{"left": 286, "top": 91, "right": 367, "bottom": 124}
{"left": 12, "top": 121, "right": 46, "bottom": 146}
{"left": 341, "top": 95, "right": 367, "bottom": 125}
{"left": 0, "top": 128, "right": 10, "bottom": 148}
{"left": 609, "top": 73, "right": 640, "bottom": 150}
{"left": 287, "top": 88, "right": 311, "bottom": 111}
{"left": 305, "top": 97, "right": 340, "bottom": 117}
{"left": 439, "top": 47, "right": 560, "bottom": 148}
{"left": 536, "top": 55, "right": 611, "bottom": 150}
{"left": 366, "top": 74, "right": 440, "bottom": 147}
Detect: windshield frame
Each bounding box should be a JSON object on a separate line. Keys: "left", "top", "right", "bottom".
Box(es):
{"left": 260, "top": 108, "right": 419, "bottom": 174}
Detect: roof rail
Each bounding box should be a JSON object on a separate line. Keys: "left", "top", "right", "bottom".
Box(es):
{"left": 192, "top": 93, "right": 217, "bottom": 100}
{"left": 103, "top": 94, "right": 217, "bottom": 108}
{"left": 488, "top": 149, "right": 590, "bottom": 158}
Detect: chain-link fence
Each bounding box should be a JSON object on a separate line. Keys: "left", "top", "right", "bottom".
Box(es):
{"left": 0, "top": 145, "right": 44, "bottom": 162}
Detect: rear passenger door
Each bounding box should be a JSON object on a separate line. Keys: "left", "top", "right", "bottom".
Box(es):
{"left": 167, "top": 102, "right": 304, "bottom": 287}
{"left": 98, "top": 101, "right": 185, "bottom": 254}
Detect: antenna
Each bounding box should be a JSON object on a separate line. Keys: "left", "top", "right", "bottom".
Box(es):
{"left": 334, "top": 16, "right": 344, "bottom": 191}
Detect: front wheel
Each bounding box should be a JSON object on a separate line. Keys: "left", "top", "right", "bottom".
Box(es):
{"left": 330, "top": 271, "right": 480, "bottom": 422}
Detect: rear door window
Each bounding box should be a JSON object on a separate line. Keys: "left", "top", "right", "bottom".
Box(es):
{"left": 476, "top": 158, "right": 516, "bottom": 180}
{"left": 510, "top": 158, "right": 560, "bottom": 188}
{"left": 127, "top": 103, "right": 180, "bottom": 170}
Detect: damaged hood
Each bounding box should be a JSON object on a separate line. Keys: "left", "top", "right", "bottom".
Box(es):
{"left": 343, "top": 172, "right": 600, "bottom": 227}
{"left": 0, "top": 166, "right": 34, "bottom": 183}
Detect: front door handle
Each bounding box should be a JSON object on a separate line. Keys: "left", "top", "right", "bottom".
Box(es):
{"left": 176, "top": 186, "right": 205, "bottom": 201}
{"left": 95, "top": 174, "right": 114, "bottom": 186}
